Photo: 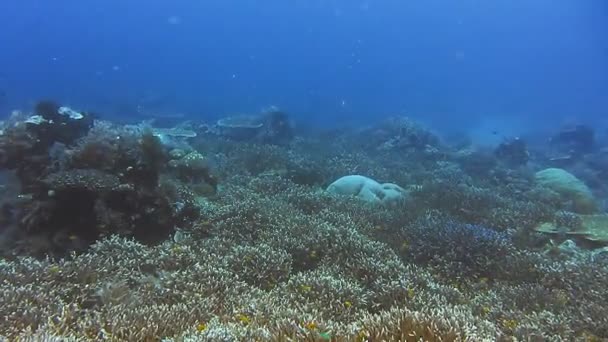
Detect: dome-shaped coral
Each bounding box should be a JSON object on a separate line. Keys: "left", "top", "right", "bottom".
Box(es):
{"left": 326, "top": 175, "right": 408, "bottom": 206}
{"left": 535, "top": 168, "right": 597, "bottom": 214}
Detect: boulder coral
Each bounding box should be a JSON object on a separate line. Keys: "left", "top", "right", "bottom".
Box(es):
{"left": 535, "top": 168, "right": 597, "bottom": 214}
{"left": 326, "top": 175, "right": 407, "bottom": 206}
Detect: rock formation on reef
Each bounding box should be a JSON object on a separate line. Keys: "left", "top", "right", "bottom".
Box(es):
{"left": 359, "top": 116, "right": 440, "bottom": 152}
{"left": 215, "top": 106, "right": 294, "bottom": 145}
{"left": 494, "top": 137, "right": 529, "bottom": 166}
{"left": 550, "top": 124, "right": 595, "bottom": 155}
{"left": 0, "top": 101, "right": 216, "bottom": 257}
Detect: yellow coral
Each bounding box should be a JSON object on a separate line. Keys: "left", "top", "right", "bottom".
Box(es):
{"left": 502, "top": 318, "right": 518, "bottom": 330}
{"left": 196, "top": 322, "right": 207, "bottom": 332}
{"left": 400, "top": 240, "right": 409, "bottom": 252}
{"left": 236, "top": 313, "right": 251, "bottom": 325}
{"left": 356, "top": 330, "right": 369, "bottom": 341}
{"left": 300, "top": 285, "right": 312, "bottom": 293}
{"left": 48, "top": 265, "right": 61, "bottom": 274}
{"left": 304, "top": 321, "right": 318, "bottom": 330}
{"left": 406, "top": 288, "right": 416, "bottom": 299}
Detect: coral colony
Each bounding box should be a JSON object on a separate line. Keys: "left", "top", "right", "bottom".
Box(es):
{"left": 0, "top": 101, "right": 607, "bottom": 340}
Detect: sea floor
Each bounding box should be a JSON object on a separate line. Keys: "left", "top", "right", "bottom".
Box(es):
{"left": 0, "top": 108, "right": 607, "bottom": 341}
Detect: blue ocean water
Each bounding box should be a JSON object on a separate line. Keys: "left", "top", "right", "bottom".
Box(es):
{"left": 0, "top": 0, "right": 607, "bottom": 143}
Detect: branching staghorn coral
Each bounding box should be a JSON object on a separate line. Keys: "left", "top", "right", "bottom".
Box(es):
{"left": 2, "top": 115, "right": 608, "bottom": 341}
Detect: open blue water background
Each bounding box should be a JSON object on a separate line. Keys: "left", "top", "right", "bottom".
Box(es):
{"left": 0, "top": 0, "right": 606, "bottom": 143}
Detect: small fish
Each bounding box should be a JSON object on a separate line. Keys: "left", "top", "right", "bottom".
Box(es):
{"left": 16, "top": 194, "right": 33, "bottom": 201}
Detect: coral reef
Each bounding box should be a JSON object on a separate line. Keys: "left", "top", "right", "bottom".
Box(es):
{"left": 401, "top": 214, "right": 514, "bottom": 279}
{"left": 535, "top": 168, "right": 598, "bottom": 214}
{"left": 168, "top": 150, "right": 218, "bottom": 195}
{"left": 326, "top": 174, "right": 408, "bottom": 206}
{"left": 1, "top": 109, "right": 608, "bottom": 341}
{"left": 494, "top": 137, "right": 529, "bottom": 166}
{"left": 0, "top": 102, "right": 215, "bottom": 257}
{"left": 550, "top": 124, "right": 595, "bottom": 156}
{"left": 535, "top": 213, "right": 608, "bottom": 246}
{"left": 214, "top": 107, "right": 294, "bottom": 145}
